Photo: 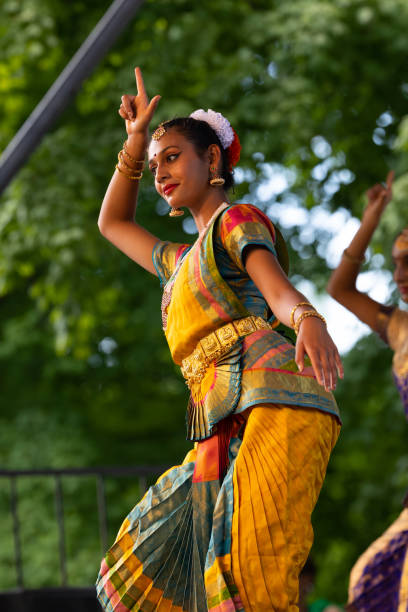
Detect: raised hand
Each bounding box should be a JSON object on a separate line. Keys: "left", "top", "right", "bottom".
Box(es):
{"left": 362, "top": 170, "right": 394, "bottom": 227}
{"left": 118, "top": 67, "right": 161, "bottom": 138}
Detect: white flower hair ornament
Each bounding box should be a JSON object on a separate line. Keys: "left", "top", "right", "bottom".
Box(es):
{"left": 189, "top": 108, "right": 241, "bottom": 169}
{"left": 189, "top": 109, "right": 234, "bottom": 149}
{"left": 151, "top": 108, "right": 241, "bottom": 169}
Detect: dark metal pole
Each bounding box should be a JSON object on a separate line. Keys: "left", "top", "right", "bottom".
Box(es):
{"left": 10, "top": 477, "right": 24, "bottom": 589}
{"left": 96, "top": 475, "right": 109, "bottom": 555}
{"left": 0, "top": 0, "right": 145, "bottom": 195}
{"left": 54, "top": 475, "right": 67, "bottom": 586}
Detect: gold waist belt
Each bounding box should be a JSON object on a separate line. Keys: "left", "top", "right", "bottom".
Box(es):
{"left": 180, "top": 315, "right": 272, "bottom": 387}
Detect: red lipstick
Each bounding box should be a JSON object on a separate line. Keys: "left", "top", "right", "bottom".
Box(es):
{"left": 163, "top": 184, "right": 178, "bottom": 196}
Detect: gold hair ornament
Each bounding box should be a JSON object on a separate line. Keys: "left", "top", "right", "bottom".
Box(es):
{"left": 152, "top": 123, "right": 166, "bottom": 141}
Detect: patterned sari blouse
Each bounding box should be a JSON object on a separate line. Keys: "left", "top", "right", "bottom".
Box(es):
{"left": 153, "top": 203, "right": 339, "bottom": 441}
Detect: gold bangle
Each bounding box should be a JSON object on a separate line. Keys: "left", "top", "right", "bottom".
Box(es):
{"left": 122, "top": 141, "right": 145, "bottom": 166}
{"left": 115, "top": 164, "right": 143, "bottom": 180}
{"left": 290, "top": 302, "right": 314, "bottom": 328}
{"left": 343, "top": 248, "right": 365, "bottom": 265}
{"left": 118, "top": 150, "right": 145, "bottom": 172}
{"left": 294, "top": 311, "right": 327, "bottom": 336}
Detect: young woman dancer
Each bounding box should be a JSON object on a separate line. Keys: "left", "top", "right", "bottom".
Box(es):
{"left": 96, "top": 67, "right": 342, "bottom": 612}
{"left": 328, "top": 172, "right": 408, "bottom": 611}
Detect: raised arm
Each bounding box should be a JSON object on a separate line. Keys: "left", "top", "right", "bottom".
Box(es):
{"left": 327, "top": 171, "right": 394, "bottom": 332}
{"left": 246, "top": 248, "right": 343, "bottom": 392}
{"left": 98, "top": 67, "right": 161, "bottom": 275}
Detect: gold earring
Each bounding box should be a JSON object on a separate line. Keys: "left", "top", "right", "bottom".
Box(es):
{"left": 209, "top": 165, "right": 225, "bottom": 187}
{"left": 169, "top": 207, "right": 184, "bottom": 217}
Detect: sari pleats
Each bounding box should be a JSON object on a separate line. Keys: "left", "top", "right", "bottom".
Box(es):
{"left": 231, "top": 405, "right": 340, "bottom": 612}
{"left": 97, "top": 407, "right": 339, "bottom": 611}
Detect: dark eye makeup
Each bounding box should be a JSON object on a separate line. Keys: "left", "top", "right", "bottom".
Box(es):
{"left": 149, "top": 151, "right": 180, "bottom": 175}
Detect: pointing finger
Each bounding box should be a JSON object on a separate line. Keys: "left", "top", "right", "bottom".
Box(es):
{"left": 135, "top": 67, "right": 148, "bottom": 103}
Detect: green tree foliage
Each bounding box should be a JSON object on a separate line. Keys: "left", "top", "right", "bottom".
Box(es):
{"left": 0, "top": 0, "right": 407, "bottom": 601}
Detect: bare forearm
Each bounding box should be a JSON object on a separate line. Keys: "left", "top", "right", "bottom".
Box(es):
{"left": 328, "top": 173, "right": 394, "bottom": 300}
{"left": 327, "top": 218, "right": 376, "bottom": 298}
{"left": 267, "top": 286, "right": 311, "bottom": 327}
{"left": 245, "top": 249, "right": 314, "bottom": 327}
{"left": 327, "top": 215, "right": 384, "bottom": 330}
{"left": 347, "top": 216, "right": 378, "bottom": 258}
{"left": 98, "top": 133, "right": 148, "bottom": 233}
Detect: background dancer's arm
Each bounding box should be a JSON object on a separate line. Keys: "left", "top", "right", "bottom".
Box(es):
{"left": 327, "top": 170, "right": 394, "bottom": 333}
{"left": 246, "top": 248, "right": 343, "bottom": 391}
{"left": 98, "top": 67, "right": 161, "bottom": 275}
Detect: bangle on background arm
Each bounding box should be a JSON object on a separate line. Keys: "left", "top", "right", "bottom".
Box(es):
{"left": 342, "top": 248, "right": 366, "bottom": 265}
{"left": 290, "top": 302, "right": 315, "bottom": 328}
{"left": 294, "top": 311, "right": 327, "bottom": 336}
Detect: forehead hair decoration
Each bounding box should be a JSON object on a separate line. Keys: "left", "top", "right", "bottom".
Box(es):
{"left": 152, "top": 123, "right": 166, "bottom": 141}
{"left": 151, "top": 109, "right": 241, "bottom": 169}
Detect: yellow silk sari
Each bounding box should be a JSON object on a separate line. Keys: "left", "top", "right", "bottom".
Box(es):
{"left": 97, "top": 204, "right": 340, "bottom": 611}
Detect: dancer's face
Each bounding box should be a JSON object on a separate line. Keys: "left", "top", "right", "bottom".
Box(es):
{"left": 392, "top": 230, "right": 408, "bottom": 302}
{"left": 148, "top": 129, "right": 211, "bottom": 209}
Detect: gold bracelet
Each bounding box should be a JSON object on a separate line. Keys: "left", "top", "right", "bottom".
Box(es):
{"left": 294, "top": 311, "right": 327, "bottom": 336}
{"left": 122, "top": 141, "right": 145, "bottom": 166}
{"left": 118, "top": 150, "right": 145, "bottom": 172}
{"left": 115, "top": 164, "right": 143, "bottom": 180}
{"left": 290, "top": 302, "right": 314, "bottom": 328}
{"left": 343, "top": 248, "right": 365, "bottom": 265}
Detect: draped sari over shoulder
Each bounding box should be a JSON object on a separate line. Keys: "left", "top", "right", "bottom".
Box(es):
{"left": 97, "top": 203, "right": 340, "bottom": 612}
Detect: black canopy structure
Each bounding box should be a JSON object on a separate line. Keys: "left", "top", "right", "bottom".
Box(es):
{"left": 0, "top": 0, "right": 145, "bottom": 196}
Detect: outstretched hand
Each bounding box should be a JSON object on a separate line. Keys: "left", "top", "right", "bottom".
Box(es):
{"left": 295, "top": 317, "right": 343, "bottom": 392}
{"left": 363, "top": 170, "right": 394, "bottom": 226}
{"left": 118, "top": 67, "right": 161, "bottom": 137}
